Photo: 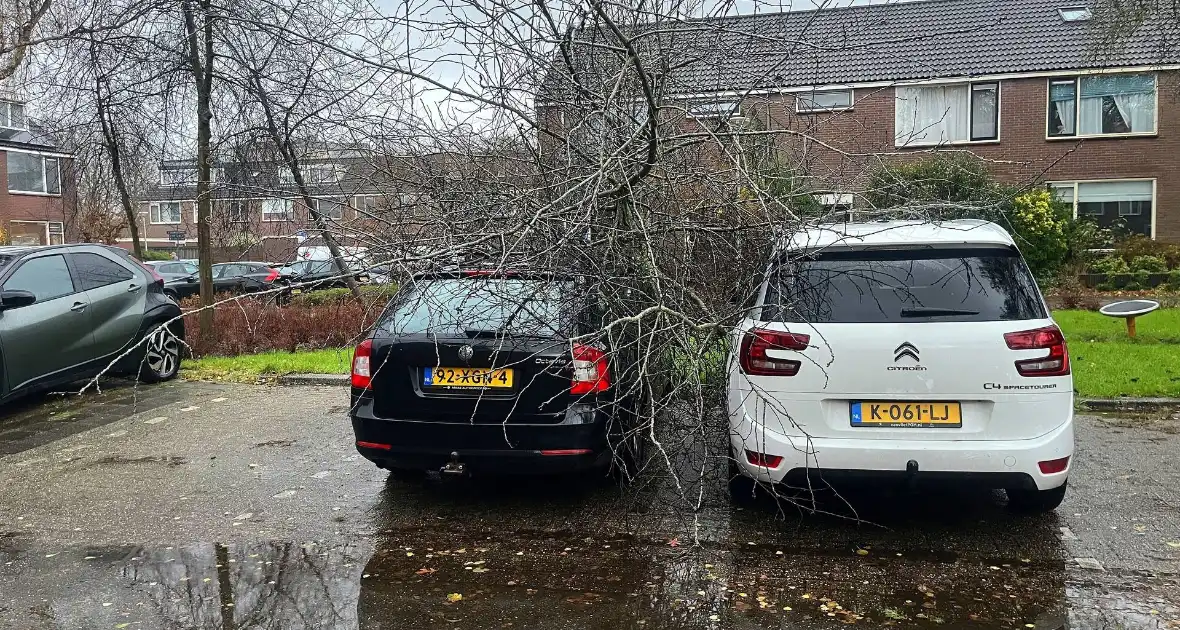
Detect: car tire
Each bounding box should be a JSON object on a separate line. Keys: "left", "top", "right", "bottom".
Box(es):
{"left": 608, "top": 409, "right": 647, "bottom": 484}
{"left": 728, "top": 451, "right": 761, "bottom": 506}
{"left": 163, "top": 289, "right": 179, "bottom": 302}
{"left": 1006, "top": 482, "right": 1067, "bottom": 514}
{"left": 139, "top": 325, "right": 181, "bottom": 383}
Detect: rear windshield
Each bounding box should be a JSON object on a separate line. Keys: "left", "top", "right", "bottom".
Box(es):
{"left": 378, "top": 278, "right": 582, "bottom": 337}
{"left": 762, "top": 247, "right": 1046, "bottom": 323}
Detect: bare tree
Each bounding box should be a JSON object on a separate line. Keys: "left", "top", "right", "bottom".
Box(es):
{"left": 0, "top": 0, "right": 51, "bottom": 79}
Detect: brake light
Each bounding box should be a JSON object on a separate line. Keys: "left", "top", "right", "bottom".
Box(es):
{"left": 265, "top": 268, "right": 280, "bottom": 282}
{"left": 739, "top": 329, "right": 810, "bottom": 376}
{"left": 571, "top": 344, "right": 609, "bottom": 395}
{"left": 1004, "top": 325, "right": 1070, "bottom": 377}
{"left": 352, "top": 339, "right": 373, "bottom": 389}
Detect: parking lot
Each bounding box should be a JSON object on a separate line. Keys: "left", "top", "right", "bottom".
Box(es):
{"left": 0, "top": 381, "right": 1178, "bottom": 629}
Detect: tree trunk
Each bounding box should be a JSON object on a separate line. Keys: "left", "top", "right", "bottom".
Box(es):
{"left": 89, "top": 41, "right": 143, "bottom": 258}
{"left": 182, "top": 0, "right": 216, "bottom": 344}
{"left": 247, "top": 71, "right": 361, "bottom": 299}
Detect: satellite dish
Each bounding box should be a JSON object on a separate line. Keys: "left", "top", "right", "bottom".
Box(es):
{"left": 1098, "top": 299, "right": 1160, "bottom": 338}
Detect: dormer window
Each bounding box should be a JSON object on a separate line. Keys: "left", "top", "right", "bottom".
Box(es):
{"left": 0, "top": 100, "right": 27, "bottom": 131}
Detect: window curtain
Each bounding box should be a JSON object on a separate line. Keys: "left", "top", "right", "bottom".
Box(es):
{"left": 1049, "top": 82, "right": 1076, "bottom": 135}
{"left": 1079, "top": 74, "right": 1155, "bottom": 134}
{"left": 895, "top": 85, "right": 969, "bottom": 145}
{"left": 1076, "top": 180, "right": 1153, "bottom": 203}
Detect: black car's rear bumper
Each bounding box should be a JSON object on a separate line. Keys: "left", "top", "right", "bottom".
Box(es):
{"left": 350, "top": 397, "right": 612, "bottom": 474}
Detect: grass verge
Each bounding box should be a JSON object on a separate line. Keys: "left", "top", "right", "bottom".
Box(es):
{"left": 182, "top": 348, "right": 351, "bottom": 383}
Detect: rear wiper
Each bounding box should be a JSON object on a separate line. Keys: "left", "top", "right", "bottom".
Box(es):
{"left": 464, "top": 328, "right": 503, "bottom": 339}
{"left": 899, "top": 307, "right": 980, "bottom": 317}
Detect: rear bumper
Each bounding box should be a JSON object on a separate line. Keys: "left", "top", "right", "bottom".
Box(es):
{"left": 731, "top": 413, "right": 1073, "bottom": 491}
{"left": 350, "top": 398, "right": 612, "bottom": 474}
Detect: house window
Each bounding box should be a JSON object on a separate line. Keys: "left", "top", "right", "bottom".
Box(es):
{"left": 262, "top": 198, "right": 294, "bottom": 222}
{"left": 796, "top": 89, "right": 853, "bottom": 113}
{"left": 353, "top": 195, "right": 381, "bottom": 214}
{"left": 687, "top": 101, "right": 740, "bottom": 119}
{"left": 894, "top": 82, "right": 999, "bottom": 146}
{"left": 309, "top": 198, "right": 345, "bottom": 220}
{"left": 160, "top": 167, "right": 199, "bottom": 186}
{"left": 6, "top": 152, "right": 60, "bottom": 195}
{"left": 1048, "top": 74, "right": 1156, "bottom": 137}
{"left": 228, "top": 201, "right": 248, "bottom": 223}
{"left": 0, "top": 100, "right": 27, "bottom": 130}
{"left": 1051, "top": 179, "right": 1155, "bottom": 237}
{"left": 149, "top": 201, "right": 183, "bottom": 224}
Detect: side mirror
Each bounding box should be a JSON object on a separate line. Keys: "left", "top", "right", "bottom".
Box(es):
{"left": 186, "top": 276, "right": 198, "bottom": 282}
{"left": 0, "top": 289, "right": 37, "bottom": 310}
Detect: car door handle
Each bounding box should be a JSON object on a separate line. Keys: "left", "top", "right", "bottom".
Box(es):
{"left": 127, "top": 283, "right": 140, "bottom": 292}
{"left": 70, "top": 302, "right": 87, "bottom": 312}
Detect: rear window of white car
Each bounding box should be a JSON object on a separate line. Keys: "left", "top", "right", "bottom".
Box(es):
{"left": 762, "top": 246, "right": 1047, "bottom": 323}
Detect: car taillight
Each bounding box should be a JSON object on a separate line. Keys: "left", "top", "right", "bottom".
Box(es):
{"left": 265, "top": 269, "right": 280, "bottom": 282}
{"left": 739, "top": 329, "right": 810, "bottom": 376}
{"left": 352, "top": 339, "right": 373, "bottom": 389}
{"left": 571, "top": 343, "right": 609, "bottom": 395}
{"left": 1004, "top": 325, "right": 1070, "bottom": 377}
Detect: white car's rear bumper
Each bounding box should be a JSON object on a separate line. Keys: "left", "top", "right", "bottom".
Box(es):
{"left": 730, "top": 413, "right": 1073, "bottom": 491}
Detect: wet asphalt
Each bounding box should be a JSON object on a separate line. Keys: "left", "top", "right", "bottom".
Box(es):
{"left": 0, "top": 381, "right": 1177, "bottom": 629}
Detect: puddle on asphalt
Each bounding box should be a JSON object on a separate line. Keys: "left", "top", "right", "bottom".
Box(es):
{"left": 2, "top": 533, "right": 1176, "bottom": 629}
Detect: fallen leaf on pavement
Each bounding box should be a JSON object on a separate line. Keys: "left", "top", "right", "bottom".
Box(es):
{"left": 415, "top": 568, "right": 436, "bottom": 575}
{"left": 667, "top": 537, "right": 680, "bottom": 547}
{"left": 446, "top": 593, "right": 463, "bottom": 603}
{"left": 1166, "top": 541, "right": 1180, "bottom": 548}
{"left": 473, "top": 567, "right": 489, "bottom": 573}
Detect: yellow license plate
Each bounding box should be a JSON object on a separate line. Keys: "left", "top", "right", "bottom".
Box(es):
{"left": 290, "top": 288, "right": 302, "bottom": 294}
{"left": 851, "top": 401, "right": 962, "bottom": 427}
{"left": 426, "top": 367, "right": 514, "bottom": 388}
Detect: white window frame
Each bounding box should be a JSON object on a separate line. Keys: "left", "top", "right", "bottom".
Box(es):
{"left": 1046, "top": 73, "right": 1158, "bottom": 139}
{"left": 686, "top": 101, "right": 741, "bottom": 120}
{"left": 8, "top": 220, "right": 64, "bottom": 245}
{"left": 5, "top": 150, "right": 61, "bottom": 196}
{"left": 353, "top": 194, "right": 380, "bottom": 214}
{"left": 894, "top": 81, "right": 1001, "bottom": 148}
{"left": 795, "top": 89, "right": 853, "bottom": 113}
{"left": 0, "top": 100, "right": 27, "bottom": 131}
{"left": 148, "top": 201, "right": 184, "bottom": 224}
{"left": 309, "top": 197, "right": 346, "bottom": 220}
{"left": 1048, "top": 178, "right": 1158, "bottom": 239}
{"left": 262, "top": 198, "right": 295, "bottom": 222}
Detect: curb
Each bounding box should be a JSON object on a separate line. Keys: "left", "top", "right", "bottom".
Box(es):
{"left": 275, "top": 373, "right": 350, "bottom": 386}
{"left": 1079, "top": 398, "right": 1180, "bottom": 412}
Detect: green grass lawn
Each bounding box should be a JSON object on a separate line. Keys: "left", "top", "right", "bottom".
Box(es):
{"left": 183, "top": 309, "right": 1180, "bottom": 399}
{"left": 1055, "top": 309, "right": 1180, "bottom": 398}
{"left": 183, "top": 348, "right": 352, "bottom": 383}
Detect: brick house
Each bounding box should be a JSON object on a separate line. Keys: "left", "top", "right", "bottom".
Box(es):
{"left": 0, "top": 95, "right": 72, "bottom": 246}
{"left": 540, "top": 0, "right": 1180, "bottom": 240}
{"left": 130, "top": 149, "right": 419, "bottom": 262}
{"left": 129, "top": 149, "right": 526, "bottom": 263}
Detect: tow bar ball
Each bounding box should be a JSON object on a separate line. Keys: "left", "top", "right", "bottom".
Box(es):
{"left": 1098, "top": 300, "right": 1160, "bottom": 339}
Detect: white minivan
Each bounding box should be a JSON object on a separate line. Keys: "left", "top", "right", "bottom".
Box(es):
{"left": 727, "top": 220, "right": 1073, "bottom": 513}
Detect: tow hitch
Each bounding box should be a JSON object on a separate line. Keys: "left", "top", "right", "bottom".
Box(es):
{"left": 441, "top": 451, "right": 466, "bottom": 477}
